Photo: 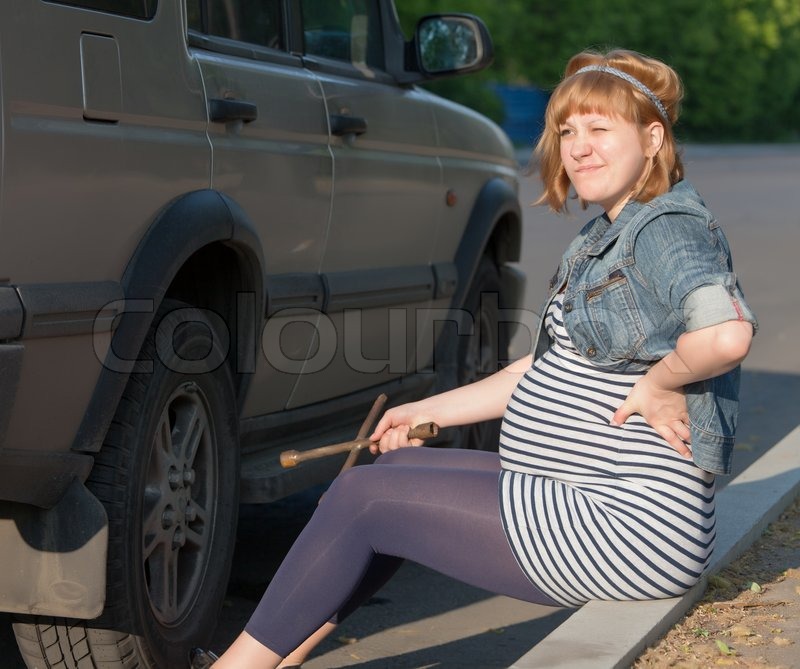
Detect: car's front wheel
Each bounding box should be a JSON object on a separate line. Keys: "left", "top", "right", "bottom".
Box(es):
{"left": 14, "top": 300, "right": 240, "bottom": 668}
{"left": 456, "top": 255, "right": 510, "bottom": 451}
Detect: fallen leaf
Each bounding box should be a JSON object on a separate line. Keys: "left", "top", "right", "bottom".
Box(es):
{"left": 773, "top": 637, "right": 793, "bottom": 647}
{"left": 729, "top": 625, "right": 754, "bottom": 638}
{"left": 715, "top": 639, "right": 735, "bottom": 656}
{"left": 749, "top": 581, "right": 763, "bottom": 593}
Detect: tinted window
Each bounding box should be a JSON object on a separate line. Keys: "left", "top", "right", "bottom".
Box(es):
{"left": 301, "top": 0, "right": 384, "bottom": 70}
{"left": 187, "top": 0, "right": 202, "bottom": 31}
{"left": 189, "top": 0, "right": 284, "bottom": 51}
{"left": 46, "top": 0, "right": 157, "bottom": 20}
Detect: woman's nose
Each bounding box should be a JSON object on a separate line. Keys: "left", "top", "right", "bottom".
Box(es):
{"left": 570, "top": 133, "right": 591, "bottom": 158}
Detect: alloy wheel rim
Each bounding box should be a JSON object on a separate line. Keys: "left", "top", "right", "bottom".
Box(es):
{"left": 141, "top": 381, "right": 216, "bottom": 626}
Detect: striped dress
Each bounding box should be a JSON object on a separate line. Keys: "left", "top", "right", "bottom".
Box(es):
{"left": 498, "top": 294, "right": 716, "bottom": 607}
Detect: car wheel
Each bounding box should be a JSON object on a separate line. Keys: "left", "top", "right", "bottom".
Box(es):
{"left": 456, "top": 255, "right": 510, "bottom": 451}
{"left": 13, "top": 300, "right": 240, "bottom": 668}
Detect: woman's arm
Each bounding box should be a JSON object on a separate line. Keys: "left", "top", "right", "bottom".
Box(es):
{"left": 369, "top": 354, "right": 533, "bottom": 453}
{"left": 612, "top": 319, "right": 754, "bottom": 456}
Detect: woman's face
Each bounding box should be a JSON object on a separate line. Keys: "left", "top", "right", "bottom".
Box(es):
{"left": 559, "top": 112, "right": 661, "bottom": 220}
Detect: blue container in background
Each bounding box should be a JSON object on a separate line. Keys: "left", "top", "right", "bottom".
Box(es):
{"left": 492, "top": 84, "right": 549, "bottom": 146}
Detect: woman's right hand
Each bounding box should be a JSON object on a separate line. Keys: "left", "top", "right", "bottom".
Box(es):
{"left": 367, "top": 355, "right": 533, "bottom": 454}
{"left": 369, "top": 402, "right": 437, "bottom": 454}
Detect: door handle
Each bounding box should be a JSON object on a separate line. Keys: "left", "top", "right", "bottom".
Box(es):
{"left": 330, "top": 114, "right": 367, "bottom": 136}
{"left": 208, "top": 98, "right": 258, "bottom": 123}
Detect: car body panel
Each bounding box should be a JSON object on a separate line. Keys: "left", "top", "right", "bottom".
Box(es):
{"left": 0, "top": 0, "right": 208, "bottom": 459}
{"left": 0, "top": 0, "right": 524, "bottom": 627}
{"left": 192, "top": 42, "right": 334, "bottom": 416}
{"left": 287, "top": 62, "right": 445, "bottom": 406}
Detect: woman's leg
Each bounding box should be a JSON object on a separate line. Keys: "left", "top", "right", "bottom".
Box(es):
{"left": 275, "top": 448, "right": 502, "bottom": 667}
{"left": 238, "top": 456, "right": 557, "bottom": 661}
{"left": 276, "top": 621, "right": 336, "bottom": 668}
{"left": 329, "top": 447, "right": 502, "bottom": 621}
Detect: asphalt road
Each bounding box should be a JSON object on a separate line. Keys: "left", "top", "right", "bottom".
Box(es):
{"left": 2, "top": 144, "right": 799, "bottom": 668}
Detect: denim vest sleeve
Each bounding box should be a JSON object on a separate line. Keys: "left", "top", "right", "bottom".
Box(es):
{"left": 631, "top": 212, "right": 757, "bottom": 332}
{"left": 631, "top": 207, "right": 757, "bottom": 475}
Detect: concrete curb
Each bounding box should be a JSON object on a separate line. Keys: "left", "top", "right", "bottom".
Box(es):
{"left": 508, "top": 424, "right": 800, "bottom": 669}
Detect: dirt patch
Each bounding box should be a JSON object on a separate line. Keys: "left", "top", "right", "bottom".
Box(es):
{"left": 635, "top": 495, "right": 800, "bottom": 669}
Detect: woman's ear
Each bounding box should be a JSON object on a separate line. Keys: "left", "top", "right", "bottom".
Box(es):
{"left": 644, "top": 122, "right": 665, "bottom": 157}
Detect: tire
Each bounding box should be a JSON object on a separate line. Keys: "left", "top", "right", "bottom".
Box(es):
{"left": 14, "top": 300, "right": 240, "bottom": 668}
{"left": 456, "top": 255, "right": 510, "bottom": 451}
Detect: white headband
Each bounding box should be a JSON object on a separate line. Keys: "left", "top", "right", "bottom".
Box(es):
{"left": 574, "top": 65, "right": 670, "bottom": 123}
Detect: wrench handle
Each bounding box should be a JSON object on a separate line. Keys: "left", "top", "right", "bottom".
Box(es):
{"left": 280, "top": 422, "right": 439, "bottom": 468}
{"left": 407, "top": 422, "right": 439, "bottom": 440}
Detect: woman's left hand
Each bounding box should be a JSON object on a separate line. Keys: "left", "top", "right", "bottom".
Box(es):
{"left": 611, "top": 375, "right": 692, "bottom": 458}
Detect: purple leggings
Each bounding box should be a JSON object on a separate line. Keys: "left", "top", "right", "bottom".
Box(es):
{"left": 244, "top": 447, "right": 558, "bottom": 657}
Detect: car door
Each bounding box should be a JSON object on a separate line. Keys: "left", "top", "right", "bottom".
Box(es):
{"left": 287, "top": 0, "right": 448, "bottom": 408}
{"left": 187, "top": 0, "right": 333, "bottom": 417}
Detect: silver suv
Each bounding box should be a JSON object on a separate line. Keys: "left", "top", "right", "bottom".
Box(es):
{"left": 0, "top": 1, "right": 523, "bottom": 667}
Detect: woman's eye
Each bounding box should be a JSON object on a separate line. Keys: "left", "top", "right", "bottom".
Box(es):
{"left": 559, "top": 128, "right": 572, "bottom": 137}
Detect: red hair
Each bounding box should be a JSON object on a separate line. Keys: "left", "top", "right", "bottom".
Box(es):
{"left": 535, "top": 49, "right": 684, "bottom": 212}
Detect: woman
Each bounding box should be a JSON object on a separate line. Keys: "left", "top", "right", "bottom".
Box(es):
{"left": 191, "top": 48, "right": 756, "bottom": 668}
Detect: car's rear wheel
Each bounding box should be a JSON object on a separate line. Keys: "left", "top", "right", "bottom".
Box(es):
{"left": 13, "top": 300, "right": 240, "bottom": 668}
{"left": 456, "top": 255, "right": 510, "bottom": 451}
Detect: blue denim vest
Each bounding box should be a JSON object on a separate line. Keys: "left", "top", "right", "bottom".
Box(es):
{"left": 532, "top": 180, "right": 757, "bottom": 475}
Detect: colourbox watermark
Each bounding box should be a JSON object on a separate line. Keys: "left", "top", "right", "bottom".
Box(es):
{"left": 93, "top": 293, "right": 540, "bottom": 377}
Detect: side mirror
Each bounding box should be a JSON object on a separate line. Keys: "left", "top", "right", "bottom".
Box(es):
{"left": 415, "top": 14, "right": 493, "bottom": 78}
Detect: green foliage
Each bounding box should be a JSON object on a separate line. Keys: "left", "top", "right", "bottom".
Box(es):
{"left": 395, "top": 0, "right": 800, "bottom": 141}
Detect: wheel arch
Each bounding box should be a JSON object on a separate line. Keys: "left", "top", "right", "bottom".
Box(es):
{"left": 73, "top": 190, "right": 266, "bottom": 454}
{"left": 433, "top": 177, "right": 522, "bottom": 396}
{"left": 452, "top": 177, "right": 522, "bottom": 310}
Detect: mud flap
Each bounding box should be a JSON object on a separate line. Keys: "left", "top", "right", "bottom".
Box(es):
{"left": 0, "top": 478, "right": 107, "bottom": 618}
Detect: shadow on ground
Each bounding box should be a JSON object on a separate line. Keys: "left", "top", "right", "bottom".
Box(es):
{"left": 312, "top": 611, "right": 574, "bottom": 669}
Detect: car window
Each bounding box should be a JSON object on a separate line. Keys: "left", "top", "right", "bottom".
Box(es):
{"left": 187, "top": 0, "right": 284, "bottom": 51}
{"left": 46, "top": 0, "right": 157, "bottom": 19}
{"left": 301, "top": 0, "right": 384, "bottom": 70}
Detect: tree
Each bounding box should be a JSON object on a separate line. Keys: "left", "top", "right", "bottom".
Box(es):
{"left": 395, "top": 0, "right": 800, "bottom": 141}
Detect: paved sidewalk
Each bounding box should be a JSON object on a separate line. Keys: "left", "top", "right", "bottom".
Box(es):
{"left": 508, "top": 423, "right": 800, "bottom": 669}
